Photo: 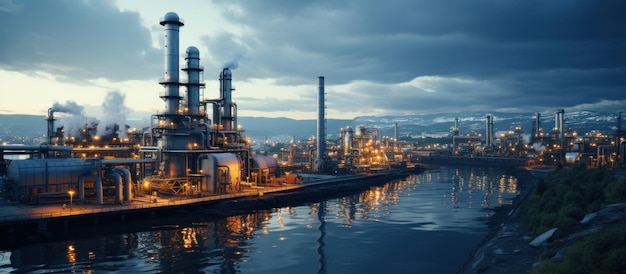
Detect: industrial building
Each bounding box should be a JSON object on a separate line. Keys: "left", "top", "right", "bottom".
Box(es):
{"left": 429, "top": 109, "right": 626, "bottom": 168}
{"left": 0, "top": 12, "right": 411, "bottom": 205}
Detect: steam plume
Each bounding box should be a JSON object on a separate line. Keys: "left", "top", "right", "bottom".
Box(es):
{"left": 533, "top": 142, "right": 546, "bottom": 152}
{"left": 97, "top": 91, "right": 129, "bottom": 138}
{"left": 52, "top": 101, "right": 83, "bottom": 115}
{"left": 52, "top": 100, "right": 85, "bottom": 137}
{"left": 222, "top": 51, "right": 250, "bottom": 70}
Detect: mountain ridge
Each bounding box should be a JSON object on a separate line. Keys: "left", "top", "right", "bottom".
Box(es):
{"left": 0, "top": 110, "right": 620, "bottom": 145}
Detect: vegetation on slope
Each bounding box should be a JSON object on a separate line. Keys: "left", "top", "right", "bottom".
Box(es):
{"left": 528, "top": 162, "right": 626, "bottom": 273}
{"left": 529, "top": 162, "right": 626, "bottom": 236}
{"left": 531, "top": 229, "right": 626, "bottom": 273}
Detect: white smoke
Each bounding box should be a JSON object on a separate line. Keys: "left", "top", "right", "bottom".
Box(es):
{"left": 97, "top": 91, "right": 129, "bottom": 138}
{"left": 521, "top": 133, "right": 531, "bottom": 144}
{"left": 222, "top": 51, "right": 250, "bottom": 70}
{"left": 52, "top": 100, "right": 86, "bottom": 137}
{"left": 533, "top": 142, "right": 546, "bottom": 152}
{"left": 52, "top": 101, "right": 83, "bottom": 115}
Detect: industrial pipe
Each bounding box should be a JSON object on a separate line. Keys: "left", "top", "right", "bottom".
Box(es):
{"left": 113, "top": 168, "right": 133, "bottom": 201}
{"left": 111, "top": 171, "right": 123, "bottom": 202}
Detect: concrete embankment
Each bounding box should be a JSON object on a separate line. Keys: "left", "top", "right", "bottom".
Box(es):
{"left": 205, "top": 170, "right": 416, "bottom": 214}
{"left": 420, "top": 156, "right": 527, "bottom": 168}
{"left": 0, "top": 166, "right": 424, "bottom": 248}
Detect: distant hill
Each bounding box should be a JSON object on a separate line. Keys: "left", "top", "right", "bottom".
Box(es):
{"left": 353, "top": 110, "right": 621, "bottom": 139}
{"left": 0, "top": 114, "right": 47, "bottom": 144}
{"left": 238, "top": 117, "right": 352, "bottom": 143}
{"left": 0, "top": 110, "right": 620, "bottom": 145}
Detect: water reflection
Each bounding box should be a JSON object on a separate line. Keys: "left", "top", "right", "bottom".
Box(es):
{"left": 2, "top": 166, "right": 520, "bottom": 273}
{"left": 317, "top": 201, "right": 327, "bottom": 274}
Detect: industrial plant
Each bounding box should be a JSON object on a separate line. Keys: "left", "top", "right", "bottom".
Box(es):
{"left": 421, "top": 109, "right": 626, "bottom": 169}
{"left": 0, "top": 12, "right": 413, "bottom": 207}
{"left": 0, "top": 12, "right": 623, "bottom": 230}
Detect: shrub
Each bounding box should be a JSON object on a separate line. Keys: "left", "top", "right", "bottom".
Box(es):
{"left": 531, "top": 229, "right": 626, "bottom": 274}
{"left": 528, "top": 164, "right": 626, "bottom": 236}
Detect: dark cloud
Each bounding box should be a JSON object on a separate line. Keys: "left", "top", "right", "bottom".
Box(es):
{"left": 210, "top": 0, "right": 626, "bottom": 114}
{"left": 0, "top": 0, "right": 161, "bottom": 81}
{"left": 1, "top": 0, "right": 624, "bottom": 117}
{"left": 213, "top": 0, "right": 624, "bottom": 79}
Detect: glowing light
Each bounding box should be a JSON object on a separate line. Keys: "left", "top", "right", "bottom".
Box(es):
{"left": 67, "top": 190, "right": 75, "bottom": 211}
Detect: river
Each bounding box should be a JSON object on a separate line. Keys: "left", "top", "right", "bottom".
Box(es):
{"left": 0, "top": 166, "right": 521, "bottom": 273}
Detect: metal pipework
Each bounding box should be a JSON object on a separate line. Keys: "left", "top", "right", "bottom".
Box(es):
{"left": 159, "top": 12, "right": 184, "bottom": 116}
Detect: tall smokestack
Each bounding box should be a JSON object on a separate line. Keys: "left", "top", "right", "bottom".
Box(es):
{"left": 555, "top": 109, "right": 564, "bottom": 143}
{"left": 47, "top": 108, "right": 55, "bottom": 145}
{"left": 315, "top": 76, "right": 326, "bottom": 172}
{"left": 485, "top": 114, "right": 494, "bottom": 149}
{"left": 159, "top": 12, "right": 184, "bottom": 116}
{"left": 452, "top": 117, "right": 459, "bottom": 136}
{"left": 183, "top": 46, "right": 204, "bottom": 117}
{"left": 533, "top": 112, "right": 541, "bottom": 141}
{"left": 219, "top": 68, "right": 233, "bottom": 131}
{"left": 394, "top": 122, "right": 398, "bottom": 144}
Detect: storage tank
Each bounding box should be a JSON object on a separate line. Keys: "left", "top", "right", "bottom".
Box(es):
{"left": 343, "top": 126, "right": 354, "bottom": 156}
{"left": 199, "top": 153, "right": 240, "bottom": 193}
{"left": 251, "top": 154, "right": 278, "bottom": 184}
{"left": 7, "top": 158, "right": 93, "bottom": 201}
{"left": 252, "top": 155, "right": 278, "bottom": 173}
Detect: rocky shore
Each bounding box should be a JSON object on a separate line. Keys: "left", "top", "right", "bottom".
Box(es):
{"left": 461, "top": 168, "right": 626, "bottom": 273}
{"left": 459, "top": 168, "right": 540, "bottom": 273}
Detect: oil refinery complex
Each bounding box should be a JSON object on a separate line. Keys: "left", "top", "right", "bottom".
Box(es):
{"left": 417, "top": 110, "right": 626, "bottom": 169}
{"left": 0, "top": 12, "right": 417, "bottom": 215}
{"left": 0, "top": 12, "right": 623, "bottom": 237}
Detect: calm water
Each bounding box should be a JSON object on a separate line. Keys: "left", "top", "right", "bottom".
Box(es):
{"left": 0, "top": 166, "right": 520, "bottom": 273}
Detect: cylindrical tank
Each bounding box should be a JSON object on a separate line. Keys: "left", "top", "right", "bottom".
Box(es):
{"left": 251, "top": 154, "right": 278, "bottom": 184}
{"left": 159, "top": 133, "right": 203, "bottom": 178}
{"left": 252, "top": 154, "right": 278, "bottom": 174}
{"left": 343, "top": 126, "right": 353, "bottom": 156}
{"left": 355, "top": 125, "right": 365, "bottom": 137}
{"left": 200, "top": 153, "right": 240, "bottom": 193}
{"left": 7, "top": 158, "right": 93, "bottom": 200}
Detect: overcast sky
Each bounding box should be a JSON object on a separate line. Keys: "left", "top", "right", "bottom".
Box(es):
{"left": 0, "top": 0, "right": 624, "bottom": 122}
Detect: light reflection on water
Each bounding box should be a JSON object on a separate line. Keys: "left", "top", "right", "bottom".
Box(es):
{"left": 1, "top": 166, "right": 520, "bottom": 273}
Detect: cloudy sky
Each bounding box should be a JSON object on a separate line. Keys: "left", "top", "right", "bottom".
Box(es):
{"left": 0, "top": 0, "right": 624, "bottom": 122}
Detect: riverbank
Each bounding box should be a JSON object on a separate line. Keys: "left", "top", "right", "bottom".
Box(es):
{"left": 462, "top": 165, "right": 626, "bottom": 273}
{"left": 0, "top": 166, "right": 426, "bottom": 248}
{"left": 460, "top": 168, "right": 541, "bottom": 273}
